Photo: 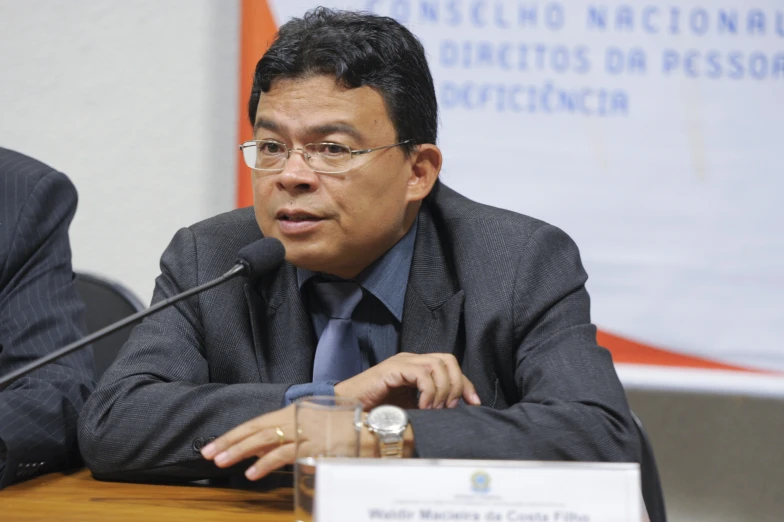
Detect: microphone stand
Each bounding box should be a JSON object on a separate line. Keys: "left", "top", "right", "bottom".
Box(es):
{"left": 0, "top": 264, "right": 245, "bottom": 390}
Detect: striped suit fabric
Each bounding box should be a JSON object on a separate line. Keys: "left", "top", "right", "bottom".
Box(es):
{"left": 0, "top": 147, "right": 94, "bottom": 489}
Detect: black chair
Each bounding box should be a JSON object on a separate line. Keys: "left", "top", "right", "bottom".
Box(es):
{"left": 633, "top": 411, "right": 667, "bottom": 522}
{"left": 75, "top": 272, "right": 146, "bottom": 379}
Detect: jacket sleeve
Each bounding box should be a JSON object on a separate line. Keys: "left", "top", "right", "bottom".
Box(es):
{"left": 78, "top": 226, "right": 291, "bottom": 482}
{"left": 0, "top": 171, "right": 94, "bottom": 489}
{"left": 408, "top": 224, "right": 641, "bottom": 464}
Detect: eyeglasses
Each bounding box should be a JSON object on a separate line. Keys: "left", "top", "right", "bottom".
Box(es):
{"left": 238, "top": 139, "right": 412, "bottom": 175}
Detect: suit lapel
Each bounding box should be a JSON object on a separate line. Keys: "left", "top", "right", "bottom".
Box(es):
{"left": 400, "top": 201, "right": 465, "bottom": 359}
{"left": 400, "top": 190, "right": 498, "bottom": 406}
{"left": 400, "top": 290, "right": 464, "bottom": 357}
{"left": 245, "top": 262, "right": 316, "bottom": 384}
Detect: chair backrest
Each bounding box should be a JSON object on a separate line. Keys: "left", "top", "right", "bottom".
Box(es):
{"left": 75, "top": 272, "right": 146, "bottom": 379}
{"left": 633, "top": 411, "right": 667, "bottom": 522}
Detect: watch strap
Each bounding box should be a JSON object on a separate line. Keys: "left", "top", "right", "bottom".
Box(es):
{"left": 378, "top": 433, "right": 404, "bottom": 458}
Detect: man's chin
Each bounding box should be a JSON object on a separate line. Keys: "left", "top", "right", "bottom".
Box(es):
{"left": 284, "top": 250, "right": 334, "bottom": 273}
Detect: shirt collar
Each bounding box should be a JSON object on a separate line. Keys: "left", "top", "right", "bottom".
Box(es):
{"left": 296, "top": 217, "right": 418, "bottom": 322}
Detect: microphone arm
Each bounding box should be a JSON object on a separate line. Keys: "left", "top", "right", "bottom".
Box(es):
{"left": 0, "top": 264, "right": 245, "bottom": 390}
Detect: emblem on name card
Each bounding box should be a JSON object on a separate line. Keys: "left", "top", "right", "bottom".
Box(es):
{"left": 470, "top": 470, "right": 491, "bottom": 493}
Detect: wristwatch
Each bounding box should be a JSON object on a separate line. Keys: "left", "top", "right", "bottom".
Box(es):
{"left": 365, "top": 405, "right": 409, "bottom": 458}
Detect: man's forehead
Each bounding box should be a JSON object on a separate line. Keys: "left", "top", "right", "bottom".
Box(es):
{"left": 254, "top": 76, "right": 392, "bottom": 137}
{"left": 253, "top": 117, "right": 363, "bottom": 141}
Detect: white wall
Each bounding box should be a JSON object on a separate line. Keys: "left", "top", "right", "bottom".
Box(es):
{"left": 0, "top": 0, "right": 240, "bottom": 304}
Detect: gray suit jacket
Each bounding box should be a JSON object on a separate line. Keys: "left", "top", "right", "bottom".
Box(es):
{"left": 0, "top": 148, "right": 94, "bottom": 488}
{"left": 79, "top": 181, "right": 639, "bottom": 481}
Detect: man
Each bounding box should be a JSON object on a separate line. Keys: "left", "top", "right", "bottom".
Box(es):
{"left": 0, "top": 147, "right": 94, "bottom": 488}
{"left": 79, "top": 9, "right": 639, "bottom": 482}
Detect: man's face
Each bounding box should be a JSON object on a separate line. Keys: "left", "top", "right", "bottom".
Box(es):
{"left": 251, "top": 75, "right": 429, "bottom": 278}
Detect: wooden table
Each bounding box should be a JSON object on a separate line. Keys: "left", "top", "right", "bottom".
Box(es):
{"left": 1, "top": 468, "right": 295, "bottom": 521}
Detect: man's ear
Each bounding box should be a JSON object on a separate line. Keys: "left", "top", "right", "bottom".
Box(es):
{"left": 406, "top": 144, "right": 442, "bottom": 203}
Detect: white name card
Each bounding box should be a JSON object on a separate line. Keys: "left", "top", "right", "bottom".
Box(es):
{"left": 315, "top": 459, "right": 642, "bottom": 522}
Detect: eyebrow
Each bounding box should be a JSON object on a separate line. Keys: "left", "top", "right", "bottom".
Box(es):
{"left": 253, "top": 118, "right": 280, "bottom": 133}
{"left": 307, "top": 123, "right": 363, "bottom": 142}
{"left": 253, "top": 119, "right": 364, "bottom": 143}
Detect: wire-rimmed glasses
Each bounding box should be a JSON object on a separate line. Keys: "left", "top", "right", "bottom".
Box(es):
{"left": 238, "top": 139, "right": 412, "bottom": 175}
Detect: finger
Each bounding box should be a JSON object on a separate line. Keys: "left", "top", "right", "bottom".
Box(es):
{"left": 202, "top": 418, "right": 267, "bottom": 460}
{"left": 215, "top": 427, "right": 291, "bottom": 468}
{"left": 400, "top": 365, "right": 436, "bottom": 409}
{"left": 432, "top": 354, "right": 465, "bottom": 408}
{"left": 461, "top": 375, "right": 482, "bottom": 405}
{"left": 426, "top": 357, "right": 451, "bottom": 409}
{"left": 203, "top": 405, "right": 295, "bottom": 460}
{"left": 245, "top": 443, "right": 297, "bottom": 480}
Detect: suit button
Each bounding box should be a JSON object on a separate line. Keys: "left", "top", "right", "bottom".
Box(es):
{"left": 192, "top": 437, "right": 204, "bottom": 452}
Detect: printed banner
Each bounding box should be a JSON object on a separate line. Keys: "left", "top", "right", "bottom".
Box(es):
{"left": 239, "top": 1, "right": 784, "bottom": 394}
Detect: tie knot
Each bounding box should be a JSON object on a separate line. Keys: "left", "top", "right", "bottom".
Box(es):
{"left": 313, "top": 281, "right": 363, "bottom": 319}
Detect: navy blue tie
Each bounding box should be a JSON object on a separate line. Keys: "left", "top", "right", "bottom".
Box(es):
{"left": 312, "top": 281, "right": 364, "bottom": 382}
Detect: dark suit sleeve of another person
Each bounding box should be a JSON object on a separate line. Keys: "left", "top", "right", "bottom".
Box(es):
{"left": 0, "top": 161, "right": 94, "bottom": 489}
{"left": 78, "top": 225, "right": 292, "bottom": 482}
{"left": 408, "top": 224, "right": 641, "bottom": 463}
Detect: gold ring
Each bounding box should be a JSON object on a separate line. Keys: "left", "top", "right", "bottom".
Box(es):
{"left": 275, "top": 426, "right": 285, "bottom": 447}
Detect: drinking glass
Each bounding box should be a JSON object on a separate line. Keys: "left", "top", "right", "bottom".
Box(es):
{"left": 294, "top": 396, "right": 362, "bottom": 522}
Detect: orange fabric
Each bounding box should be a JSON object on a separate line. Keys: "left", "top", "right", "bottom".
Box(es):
{"left": 597, "top": 329, "right": 760, "bottom": 372}
{"left": 237, "top": 0, "right": 279, "bottom": 209}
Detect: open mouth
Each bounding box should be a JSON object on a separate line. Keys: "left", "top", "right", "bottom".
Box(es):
{"left": 278, "top": 214, "right": 321, "bottom": 221}
{"left": 275, "top": 209, "right": 326, "bottom": 226}
{"left": 278, "top": 214, "right": 321, "bottom": 222}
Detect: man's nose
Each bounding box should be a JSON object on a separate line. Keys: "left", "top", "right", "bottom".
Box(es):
{"left": 276, "top": 149, "right": 319, "bottom": 192}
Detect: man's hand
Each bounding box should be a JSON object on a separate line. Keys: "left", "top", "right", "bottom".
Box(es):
{"left": 201, "top": 353, "right": 479, "bottom": 481}
{"left": 200, "top": 405, "right": 296, "bottom": 481}
{"left": 335, "top": 352, "right": 481, "bottom": 411}
{"left": 202, "top": 406, "right": 420, "bottom": 481}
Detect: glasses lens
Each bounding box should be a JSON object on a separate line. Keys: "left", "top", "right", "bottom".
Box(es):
{"left": 242, "top": 141, "right": 286, "bottom": 171}
{"left": 306, "top": 143, "right": 351, "bottom": 173}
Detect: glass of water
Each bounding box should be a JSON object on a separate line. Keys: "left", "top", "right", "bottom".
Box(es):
{"left": 294, "top": 396, "right": 362, "bottom": 522}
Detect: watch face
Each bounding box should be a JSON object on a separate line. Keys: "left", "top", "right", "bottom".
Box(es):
{"left": 368, "top": 405, "right": 408, "bottom": 433}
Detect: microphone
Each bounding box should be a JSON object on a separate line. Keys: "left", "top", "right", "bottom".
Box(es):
{"left": 0, "top": 237, "right": 285, "bottom": 390}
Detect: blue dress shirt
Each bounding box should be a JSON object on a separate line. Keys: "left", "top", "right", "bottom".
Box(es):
{"left": 283, "top": 219, "right": 418, "bottom": 405}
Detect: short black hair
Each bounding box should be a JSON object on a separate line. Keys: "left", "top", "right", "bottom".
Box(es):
{"left": 248, "top": 8, "right": 437, "bottom": 153}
